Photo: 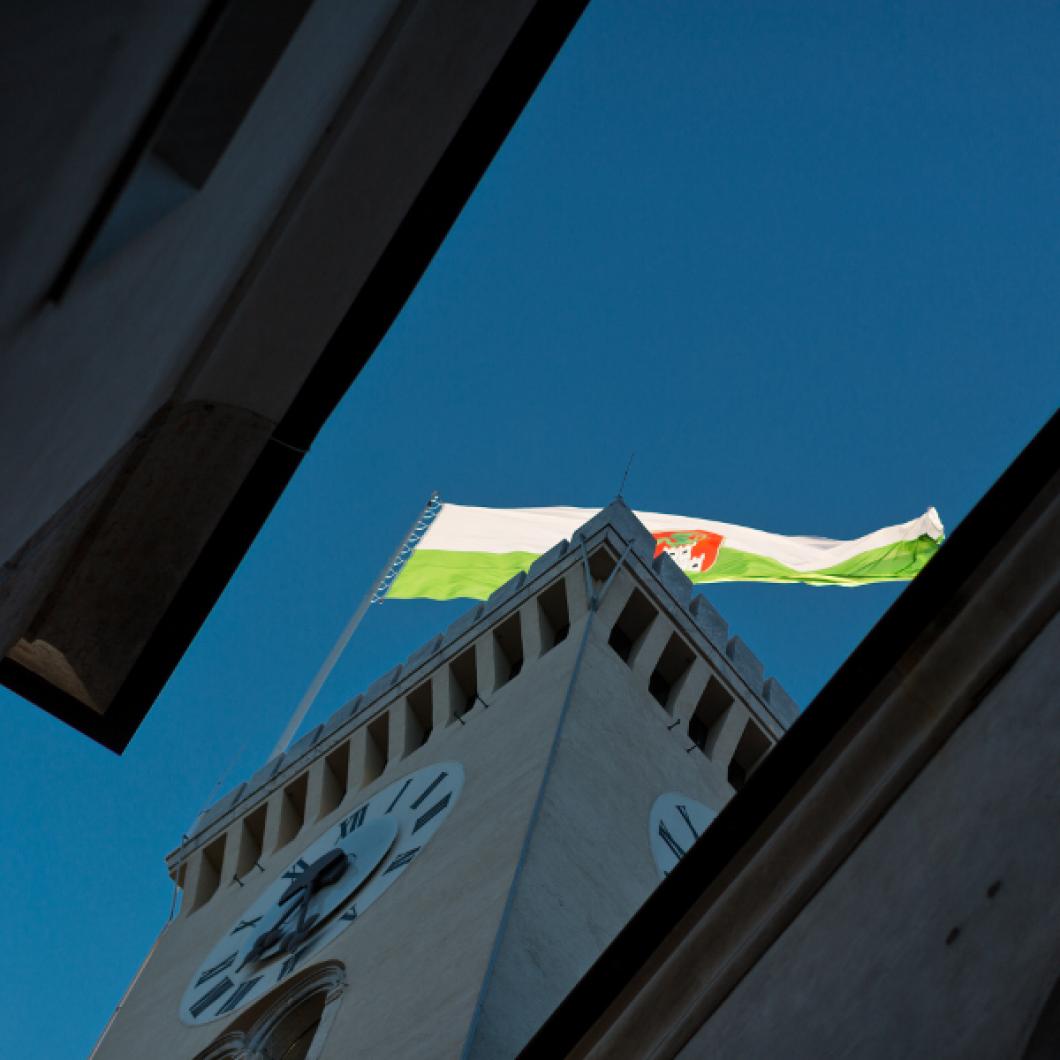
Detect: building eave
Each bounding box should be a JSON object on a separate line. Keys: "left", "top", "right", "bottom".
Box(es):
{"left": 0, "top": 0, "right": 591, "bottom": 752}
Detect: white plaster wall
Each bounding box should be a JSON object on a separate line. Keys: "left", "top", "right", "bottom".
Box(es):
{"left": 467, "top": 618, "right": 738, "bottom": 1058}
{"left": 93, "top": 606, "right": 580, "bottom": 1060}
{"left": 93, "top": 546, "right": 783, "bottom": 1058}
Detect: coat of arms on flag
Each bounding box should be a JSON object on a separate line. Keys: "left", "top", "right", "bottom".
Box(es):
{"left": 651, "top": 530, "right": 724, "bottom": 574}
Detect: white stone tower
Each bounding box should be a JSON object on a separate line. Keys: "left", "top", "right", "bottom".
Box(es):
{"left": 93, "top": 502, "right": 796, "bottom": 1059}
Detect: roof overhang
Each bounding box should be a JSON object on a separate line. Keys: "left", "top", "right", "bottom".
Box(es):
{"left": 0, "top": 0, "right": 590, "bottom": 752}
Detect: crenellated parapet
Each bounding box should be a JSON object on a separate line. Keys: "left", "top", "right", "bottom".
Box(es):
{"left": 170, "top": 501, "right": 798, "bottom": 913}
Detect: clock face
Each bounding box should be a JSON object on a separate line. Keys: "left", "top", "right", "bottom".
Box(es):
{"left": 180, "top": 762, "right": 464, "bottom": 1025}
{"left": 649, "top": 792, "right": 717, "bottom": 878}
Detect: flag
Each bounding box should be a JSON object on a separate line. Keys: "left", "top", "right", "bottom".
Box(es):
{"left": 386, "top": 503, "right": 944, "bottom": 602}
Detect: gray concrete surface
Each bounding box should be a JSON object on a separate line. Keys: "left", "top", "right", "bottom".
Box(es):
{"left": 681, "top": 610, "right": 1060, "bottom": 1060}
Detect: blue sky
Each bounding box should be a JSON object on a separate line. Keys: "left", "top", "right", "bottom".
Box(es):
{"left": 4, "top": 3, "right": 1058, "bottom": 1055}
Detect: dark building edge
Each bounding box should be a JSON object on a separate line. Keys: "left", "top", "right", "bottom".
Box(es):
{"left": 520, "top": 407, "right": 1060, "bottom": 1058}
{"left": 48, "top": 0, "right": 234, "bottom": 300}
{"left": 0, "top": 0, "right": 592, "bottom": 753}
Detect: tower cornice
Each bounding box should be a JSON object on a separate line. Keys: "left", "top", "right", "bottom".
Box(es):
{"left": 167, "top": 502, "right": 796, "bottom": 874}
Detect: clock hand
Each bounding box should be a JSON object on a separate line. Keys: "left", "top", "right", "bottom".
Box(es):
{"left": 237, "top": 895, "right": 307, "bottom": 970}
{"left": 241, "top": 849, "right": 351, "bottom": 969}
{"left": 238, "top": 924, "right": 285, "bottom": 970}
{"left": 278, "top": 848, "right": 349, "bottom": 908}
{"left": 283, "top": 849, "right": 351, "bottom": 945}
{"left": 244, "top": 903, "right": 304, "bottom": 969}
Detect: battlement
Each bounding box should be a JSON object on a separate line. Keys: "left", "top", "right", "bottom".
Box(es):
{"left": 168, "top": 501, "right": 797, "bottom": 912}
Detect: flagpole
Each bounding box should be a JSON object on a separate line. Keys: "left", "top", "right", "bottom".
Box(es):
{"left": 269, "top": 492, "right": 442, "bottom": 760}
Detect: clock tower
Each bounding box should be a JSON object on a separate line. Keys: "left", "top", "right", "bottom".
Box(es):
{"left": 92, "top": 502, "right": 796, "bottom": 1059}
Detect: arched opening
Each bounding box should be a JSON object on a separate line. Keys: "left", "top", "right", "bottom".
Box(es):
{"left": 257, "top": 990, "right": 325, "bottom": 1060}
{"left": 197, "top": 962, "right": 345, "bottom": 1060}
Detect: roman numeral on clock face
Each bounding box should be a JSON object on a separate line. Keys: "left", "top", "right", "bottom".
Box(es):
{"left": 279, "top": 948, "right": 308, "bottom": 982}
{"left": 230, "top": 916, "right": 262, "bottom": 936}
{"left": 410, "top": 771, "right": 448, "bottom": 810}
{"left": 216, "top": 977, "right": 262, "bottom": 1016}
{"left": 340, "top": 904, "right": 358, "bottom": 922}
{"left": 196, "top": 952, "right": 238, "bottom": 987}
{"left": 676, "top": 804, "right": 700, "bottom": 840}
{"left": 412, "top": 791, "right": 451, "bottom": 834}
{"left": 189, "top": 976, "right": 234, "bottom": 1018}
{"left": 385, "top": 778, "right": 413, "bottom": 813}
{"left": 282, "top": 858, "right": 310, "bottom": 881}
{"left": 339, "top": 805, "right": 367, "bottom": 838}
{"left": 658, "top": 821, "right": 686, "bottom": 860}
{"left": 383, "top": 847, "right": 421, "bottom": 875}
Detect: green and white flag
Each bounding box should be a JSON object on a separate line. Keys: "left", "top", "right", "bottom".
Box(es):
{"left": 386, "top": 503, "right": 944, "bottom": 602}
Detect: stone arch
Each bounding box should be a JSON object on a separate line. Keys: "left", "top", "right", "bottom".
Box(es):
{"left": 197, "top": 962, "right": 346, "bottom": 1060}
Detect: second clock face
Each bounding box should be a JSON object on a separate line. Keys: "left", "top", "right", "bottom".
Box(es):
{"left": 649, "top": 792, "right": 717, "bottom": 878}
{"left": 180, "top": 761, "right": 464, "bottom": 1025}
